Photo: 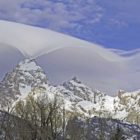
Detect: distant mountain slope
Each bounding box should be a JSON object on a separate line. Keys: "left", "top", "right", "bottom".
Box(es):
{"left": 66, "top": 117, "right": 140, "bottom": 140}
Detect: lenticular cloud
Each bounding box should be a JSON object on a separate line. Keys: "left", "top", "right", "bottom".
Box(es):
{"left": 0, "top": 20, "right": 140, "bottom": 95}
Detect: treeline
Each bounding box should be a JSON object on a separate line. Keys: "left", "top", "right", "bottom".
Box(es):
{"left": 0, "top": 94, "right": 137, "bottom": 140}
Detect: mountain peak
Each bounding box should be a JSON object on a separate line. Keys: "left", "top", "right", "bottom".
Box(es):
{"left": 63, "top": 77, "right": 85, "bottom": 90}
{"left": 13, "top": 59, "right": 48, "bottom": 86}
{"left": 0, "top": 59, "right": 48, "bottom": 107}
{"left": 16, "top": 59, "right": 41, "bottom": 71}
{"left": 71, "top": 76, "right": 82, "bottom": 84}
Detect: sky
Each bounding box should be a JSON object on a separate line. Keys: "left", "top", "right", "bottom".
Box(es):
{"left": 0, "top": 0, "right": 140, "bottom": 50}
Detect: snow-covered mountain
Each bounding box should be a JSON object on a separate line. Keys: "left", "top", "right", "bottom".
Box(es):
{"left": 0, "top": 59, "right": 48, "bottom": 108}
{"left": 0, "top": 20, "right": 140, "bottom": 94}
{"left": 0, "top": 59, "right": 139, "bottom": 126}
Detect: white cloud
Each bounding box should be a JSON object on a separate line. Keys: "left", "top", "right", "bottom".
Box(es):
{"left": 0, "top": 0, "right": 103, "bottom": 30}
{"left": 108, "top": 18, "right": 128, "bottom": 28}
{"left": 0, "top": 0, "right": 139, "bottom": 40}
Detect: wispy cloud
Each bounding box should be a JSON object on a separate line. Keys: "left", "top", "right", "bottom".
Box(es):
{"left": 0, "top": 0, "right": 139, "bottom": 30}
{"left": 0, "top": 0, "right": 103, "bottom": 30}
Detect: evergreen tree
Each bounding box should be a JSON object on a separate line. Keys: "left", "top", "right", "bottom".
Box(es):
{"left": 111, "top": 125, "right": 125, "bottom": 140}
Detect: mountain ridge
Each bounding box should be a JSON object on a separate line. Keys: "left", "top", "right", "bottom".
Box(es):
{"left": 0, "top": 59, "right": 139, "bottom": 126}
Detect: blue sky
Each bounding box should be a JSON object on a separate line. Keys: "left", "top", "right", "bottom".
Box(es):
{"left": 0, "top": 0, "right": 140, "bottom": 50}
